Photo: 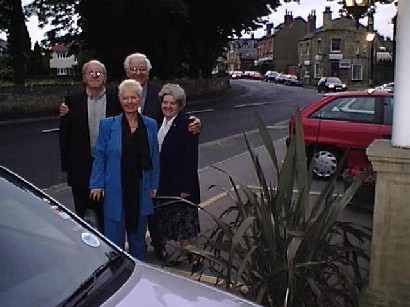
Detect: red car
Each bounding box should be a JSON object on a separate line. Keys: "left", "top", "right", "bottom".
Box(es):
{"left": 288, "top": 90, "right": 394, "bottom": 179}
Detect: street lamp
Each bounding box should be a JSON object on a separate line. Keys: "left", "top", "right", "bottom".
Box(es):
{"left": 344, "top": 0, "right": 372, "bottom": 28}
{"left": 366, "top": 32, "right": 376, "bottom": 87}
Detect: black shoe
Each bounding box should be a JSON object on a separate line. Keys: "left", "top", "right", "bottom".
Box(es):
{"left": 154, "top": 246, "right": 168, "bottom": 260}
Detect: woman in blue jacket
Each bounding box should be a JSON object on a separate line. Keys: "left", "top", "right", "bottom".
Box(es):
{"left": 90, "top": 79, "right": 159, "bottom": 260}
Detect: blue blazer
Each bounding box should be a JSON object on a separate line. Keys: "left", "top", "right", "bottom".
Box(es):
{"left": 89, "top": 114, "right": 160, "bottom": 222}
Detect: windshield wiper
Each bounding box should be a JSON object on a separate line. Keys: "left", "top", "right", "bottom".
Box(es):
{"left": 57, "top": 252, "right": 123, "bottom": 307}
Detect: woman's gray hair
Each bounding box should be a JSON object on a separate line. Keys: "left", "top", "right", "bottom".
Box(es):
{"left": 118, "top": 79, "right": 143, "bottom": 98}
{"left": 123, "top": 52, "right": 152, "bottom": 72}
{"left": 159, "top": 83, "right": 186, "bottom": 109}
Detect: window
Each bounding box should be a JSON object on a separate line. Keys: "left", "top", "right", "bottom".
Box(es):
{"left": 310, "top": 97, "right": 376, "bottom": 124}
{"left": 57, "top": 68, "right": 68, "bottom": 76}
{"left": 304, "top": 67, "right": 310, "bottom": 78}
{"left": 352, "top": 64, "right": 363, "bottom": 81}
{"left": 331, "top": 38, "right": 341, "bottom": 52}
{"left": 314, "top": 62, "right": 323, "bottom": 79}
{"left": 57, "top": 52, "right": 68, "bottom": 59}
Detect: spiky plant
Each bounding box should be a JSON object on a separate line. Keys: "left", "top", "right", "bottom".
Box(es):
{"left": 187, "top": 110, "right": 371, "bottom": 307}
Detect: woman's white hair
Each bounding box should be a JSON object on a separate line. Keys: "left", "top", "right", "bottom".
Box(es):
{"left": 118, "top": 79, "right": 143, "bottom": 98}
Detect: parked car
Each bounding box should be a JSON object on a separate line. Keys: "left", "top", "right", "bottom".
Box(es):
{"left": 263, "top": 71, "right": 279, "bottom": 82}
{"left": 317, "top": 77, "right": 347, "bottom": 93}
{"left": 287, "top": 91, "right": 394, "bottom": 179}
{"left": 0, "top": 165, "right": 259, "bottom": 307}
{"left": 275, "top": 73, "right": 287, "bottom": 84}
{"left": 230, "top": 70, "right": 243, "bottom": 79}
{"left": 243, "top": 71, "right": 263, "bottom": 80}
{"left": 284, "top": 74, "right": 303, "bottom": 86}
{"left": 374, "top": 81, "right": 394, "bottom": 93}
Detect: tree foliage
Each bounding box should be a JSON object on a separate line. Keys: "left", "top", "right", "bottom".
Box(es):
{"left": 1, "top": 0, "right": 31, "bottom": 85}
{"left": 25, "top": 0, "right": 290, "bottom": 81}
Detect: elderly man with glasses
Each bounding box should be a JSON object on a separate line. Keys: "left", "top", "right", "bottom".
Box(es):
{"left": 59, "top": 59, "right": 122, "bottom": 232}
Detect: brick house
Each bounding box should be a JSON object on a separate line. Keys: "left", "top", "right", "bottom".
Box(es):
{"left": 298, "top": 6, "right": 393, "bottom": 87}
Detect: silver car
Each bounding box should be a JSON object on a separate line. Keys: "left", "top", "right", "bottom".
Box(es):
{"left": 0, "top": 166, "right": 259, "bottom": 307}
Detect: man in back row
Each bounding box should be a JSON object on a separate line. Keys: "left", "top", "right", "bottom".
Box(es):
{"left": 59, "top": 53, "right": 202, "bottom": 260}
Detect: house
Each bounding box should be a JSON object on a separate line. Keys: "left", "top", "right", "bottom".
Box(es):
{"left": 49, "top": 43, "right": 78, "bottom": 76}
{"left": 226, "top": 35, "right": 258, "bottom": 72}
{"left": 298, "top": 6, "right": 393, "bottom": 87}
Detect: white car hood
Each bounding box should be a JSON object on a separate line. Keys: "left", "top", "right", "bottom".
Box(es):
{"left": 102, "top": 262, "right": 259, "bottom": 307}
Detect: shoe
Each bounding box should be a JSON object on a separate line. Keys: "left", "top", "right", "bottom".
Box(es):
{"left": 154, "top": 246, "right": 168, "bottom": 260}
{"left": 191, "top": 257, "right": 204, "bottom": 273}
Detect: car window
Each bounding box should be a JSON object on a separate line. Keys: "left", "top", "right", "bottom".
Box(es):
{"left": 383, "top": 97, "right": 394, "bottom": 125}
{"left": 310, "top": 96, "right": 376, "bottom": 123}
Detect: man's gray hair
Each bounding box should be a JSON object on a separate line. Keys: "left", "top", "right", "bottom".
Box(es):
{"left": 82, "top": 59, "right": 107, "bottom": 74}
{"left": 123, "top": 52, "right": 152, "bottom": 72}
{"left": 159, "top": 83, "right": 186, "bottom": 109}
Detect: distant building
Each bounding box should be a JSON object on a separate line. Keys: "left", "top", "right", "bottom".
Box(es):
{"left": 49, "top": 43, "right": 77, "bottom": 76}
{"left": 226, "top": 35, "right": 258, "bottom": 71}
{"left": 298, "top": 6, "right": 393, "bottom": 87}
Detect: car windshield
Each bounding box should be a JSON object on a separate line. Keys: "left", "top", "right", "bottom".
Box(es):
{"left": 0, "top": 168, "right": 133, "bottom": 307}
{"left": 327, "top": 77, "right": 342, "bottom": 84}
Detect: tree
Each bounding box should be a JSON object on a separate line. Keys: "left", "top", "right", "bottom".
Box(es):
{"left": 26, "top": 0, "right": 289, "bottom": 80}
{"left": 0, "top": 0, "right": 31, "bottom": 85}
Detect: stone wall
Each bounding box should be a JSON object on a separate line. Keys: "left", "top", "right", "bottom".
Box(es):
{"left": 0, "top": 77, "right": 229, "bottom": 120}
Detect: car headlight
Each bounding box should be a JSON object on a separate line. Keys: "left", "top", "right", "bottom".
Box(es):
{"left": 342, "top": 84, "right": 346, "bottom": 88}
{"left": 329, "top": 84, "right": 335, "bottom": 88}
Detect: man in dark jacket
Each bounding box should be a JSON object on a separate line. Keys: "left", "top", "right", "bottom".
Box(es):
{"left": 59, "top": 60, "right": 121, "bottom": 232}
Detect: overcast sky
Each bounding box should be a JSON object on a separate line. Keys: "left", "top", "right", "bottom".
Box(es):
{"left": 1, "top": 1, "right": 397, "bottom": 46}
{"left": 247, "top": 0, "right": 396, "bottom": 39}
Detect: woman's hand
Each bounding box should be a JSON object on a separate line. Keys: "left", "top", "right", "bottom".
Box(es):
{"left": 188, "top": 116, "right": 202, "bottom": 134}
{"left": 90, "top": 188, "right": 104, "bottom": 202}
{"left": 181, "top": 192, "right": 190, "bottom": 198}
{"left": 150, "top": 189, "right": 157, "bottom": 198}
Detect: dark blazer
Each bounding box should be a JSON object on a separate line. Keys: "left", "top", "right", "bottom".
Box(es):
{"left": 142, "top": 81, "right": 163, "bottom": 125}
{"left": 158, "top": 112, "right": 200, "bottom": 204}
{"left": 59, "top": 88, "right": 121, "bottom": 188}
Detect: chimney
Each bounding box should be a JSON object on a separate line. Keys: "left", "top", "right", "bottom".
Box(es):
{"left": 323, "top": 6, "right": 332, "bottom": 30}
{"left": 266, "top": 23, "right": 273, "bottom": 36}
{"left": 284, "top": 10, "right": 293, "bottom": 26}
{"left": 307, "top": 10, "right": 316, "bottom": 33}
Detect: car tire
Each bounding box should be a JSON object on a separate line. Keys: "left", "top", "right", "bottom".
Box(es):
{"left": 317, "top": 87, "right": 321, "bottom": 93}
{"left": 310, "top": 147, "right": 342, "bottom": 180}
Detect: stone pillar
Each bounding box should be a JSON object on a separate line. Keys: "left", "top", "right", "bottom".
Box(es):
{"left": 362, "top": 139, "right": 410, "bottom": 306}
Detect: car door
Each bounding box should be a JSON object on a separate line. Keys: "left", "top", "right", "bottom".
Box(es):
{"left": 304, "top": 96, "right": 382, "bottom": 166}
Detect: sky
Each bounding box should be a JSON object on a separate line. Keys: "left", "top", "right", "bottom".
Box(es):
{"left": 0, "top": 0, "right": 397, "bottom": 47}
{"left": 246, "top": 0, "right": 396, "bottom": 39}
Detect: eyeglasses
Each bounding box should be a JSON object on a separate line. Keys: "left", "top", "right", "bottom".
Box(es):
{"left": 83, "top": 71, "right": 104, "bottom": 77}
{"left": 121, "top": 96, "right": 139, "bottom": 102}
{"left": 127, "top": 67, "right": 148, "bottom": 73}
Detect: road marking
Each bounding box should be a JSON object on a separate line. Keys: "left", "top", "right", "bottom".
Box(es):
{"left": 187, "top": 109, "right": 214, "bottom": 115}
{"left": 42, "top": 128, "right": 59, "bottom": 133}
{"left": 234, "top": 102, "right": 269, "bottom": 108}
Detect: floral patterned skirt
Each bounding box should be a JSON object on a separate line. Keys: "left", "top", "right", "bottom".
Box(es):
{"left": 154, "top": 201, "right": 200, "bottom": 242}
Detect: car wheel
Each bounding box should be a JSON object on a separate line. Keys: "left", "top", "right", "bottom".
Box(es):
{"left": 311, "top": 147, "right": 341, "bottom": 179}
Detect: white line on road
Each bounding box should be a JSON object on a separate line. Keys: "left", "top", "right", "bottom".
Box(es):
{"left": 234, "top": 102, "right": 269, "bottom": 108}
{"left": 186, "top": 109, "right": 214, "bottom": 115}
{"left": 42, "top": 128, "right": 59, "bottom": 133}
